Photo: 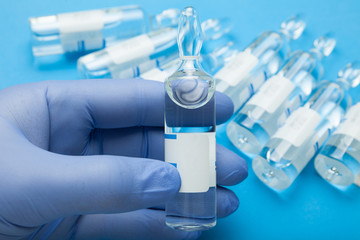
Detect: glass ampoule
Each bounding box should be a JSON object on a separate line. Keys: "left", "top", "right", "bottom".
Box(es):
{"left": 165, "top": 7, "right": 216, "bottom": 231}
{"left": 77, "top": 27, "right": 178, "bottom": 78}
{"left": 78, "top": 18, "right": 231, "bottom": 79}
{"left": 29, "top": 5, "right": 180, "bottom": 56}
{"left": 215, "top": 16, "right": 306, "bottom": 111}
{"left": 314, "top": 63, "right": 360, "bottom": 187}
{"left": 108, "top": 18, "right": 234, "bottom": 79}
{"left": 227, "top": 36, "right": 336, "bottom": 155}
{"left": 252, "top": 63, "right": 359, "bottom": 190}
{"left": 140, "top": 40, "right": 238, "bottom": 83}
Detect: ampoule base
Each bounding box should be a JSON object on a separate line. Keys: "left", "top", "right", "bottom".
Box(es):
{"left": 166, "top": 217, "right": 216, "bottom": 231}
{"left": 252, "top": 155, "right": 294, "bottom": 190}
{"left": 165, "top": 187, "right": 216, "bottom": 231}
{"left": 315, "top": 152, "right": 355, "bottom": 186}
{"left": 227, "top": 121, "right": 264, "bottom": 154}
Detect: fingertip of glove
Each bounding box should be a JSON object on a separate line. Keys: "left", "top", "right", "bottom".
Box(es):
{"left": 217, "top": 187, "right": 240, "bottom": 218}
{"left": 161, "top": 162, "right": 182, "bottom": 194}
{"left": 215, "top": 92, "right": 234, "bottom": 124}
{"left": 235, "top": 156, "right": 248, "bottom": 182}
{"left": 229, "top": 192, "right": 240, "bottom": 213}
{"left": 217, "top": 145, "right": 248, "bottom": 185}
{"left": 227, "top": 154, "right": 248, "bottom": 184}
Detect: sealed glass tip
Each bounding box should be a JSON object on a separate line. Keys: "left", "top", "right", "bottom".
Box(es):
{"left": 280, "top": 15, "right": 306, "bottom": 40}
{"left": 178, "top": 6, "right": 204, "bottom": 58}
{"left": 313, "top": 35, "right": 336, "bottom": 57}
{"left": 337, "top": 62, "right": 360, "bottom": 88}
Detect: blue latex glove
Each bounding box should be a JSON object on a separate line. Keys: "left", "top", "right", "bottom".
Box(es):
{"left": 0, "top": 79, "right": 247, "bottom": 240}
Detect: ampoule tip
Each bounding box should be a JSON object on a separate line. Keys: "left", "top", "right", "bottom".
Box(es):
{"left": 280, "top": 15, "right": 306, "bottom": 40}
{"left": 178, "top": 6, "right": 204, "bottom": 59}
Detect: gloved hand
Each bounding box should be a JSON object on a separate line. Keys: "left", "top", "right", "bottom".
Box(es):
{"left": 0, "top": 79, "right": 247, "bottom": 240}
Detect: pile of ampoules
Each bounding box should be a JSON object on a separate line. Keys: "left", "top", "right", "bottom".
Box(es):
{"left": 29, "top": 5, "right": 360, "bottom": 191}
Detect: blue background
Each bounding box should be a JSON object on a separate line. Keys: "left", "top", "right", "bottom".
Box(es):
{"left": 0, "top": 0, "right": 359, "bottom": 239}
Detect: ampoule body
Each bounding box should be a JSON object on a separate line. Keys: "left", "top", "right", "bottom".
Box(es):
{"left": 215, "top": 16, "right": 306, "bottom": 111}
{"left": 30, "top": 6, "right": 180, "bottom": 56}
{"left": 314, "top": 63, "right": 360, "bottom": 187}
{"left": 227, "top": 36, "right": 336, "bottom": 154}
{"left": 252, "top": 63, "right": 358, "bottom": 190}
{"left": 165, "top": 7, "right": 216, "bottom": 231}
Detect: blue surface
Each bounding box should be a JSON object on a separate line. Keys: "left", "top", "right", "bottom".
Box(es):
{"left": 1, "top": 0, "right": 360, "bottom": 239}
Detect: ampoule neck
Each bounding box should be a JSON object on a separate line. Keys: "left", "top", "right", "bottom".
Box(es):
{"left": 277, "top": 16, "right": 306, "bottom": 42}
{"left": 309, "top": 48, "right": 324, "bottom": 61}
{"left": 181, "top": 56, "right": 200, "bottom": 60}
{"left": 336, "top": 77, "right": 352, "bottom": 90}
{"left": 179, "top": 57, "right": 203, "bottom": 71}
{"left": 278, "top": 29, "right": 291, "bottom": 42}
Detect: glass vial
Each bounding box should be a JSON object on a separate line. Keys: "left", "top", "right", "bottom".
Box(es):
{"left": 215, "top": 16, "right": 306, "bottom": 111}
{"left": 165, "top": 7, "right": 216, "bottom": 231}
{"left": 29, "top": 5, "right": 180, "bottom": 56}
{"left": 314, "top": 63, "right": 360, "bottom": 187}
{"left": 227, "top": 36, "right": 336, "bottom": 155}
{"left": 252, "top": 63, "right": 358, "bottom": 190}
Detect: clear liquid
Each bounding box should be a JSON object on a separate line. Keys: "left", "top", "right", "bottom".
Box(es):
{"left": 252, "top": 125, "right": 329, "bottom": 190}
{"left": 315, "top": 134, "right": 360, "bottom": 186}
{"left": 227, "top": 84, "right": 309, "bottom": 155}
{"left": 215, "top": 31, "right": 289, "bottom": 112}
{"left": 227, "top": 52, "right": 321, "bottom": 155}
{"left": 164, "top": 66, "right": 216, "bottom": 231}
{"left": 252, "top": 80, "right": 351, "bottom": 190}
{"left": 252, "top": 102, "right": 347, "bottom": 190}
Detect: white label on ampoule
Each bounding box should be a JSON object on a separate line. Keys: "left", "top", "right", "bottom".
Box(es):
{"left": 141, "top": 68, "right": 169, "bottom": 82}
{"left": 247, "top": 75, "right": 295, "bottom": 113}
{"left": 214, "top": 49, "right": 259, "bottom": 87}
{"left": 107, "top": 35, "right": 155, "bottom": 65}
{"left": 59, "top": 10, "right": 104, "bottom": 52}
{"left": 334, "top": 103, "right": 360, "bottom": 142}
{"left": 165, "top": 132, "right": 216, "bottom": 193}
{"left": 273, "top": 107, "right": 322, "bottom": 147}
